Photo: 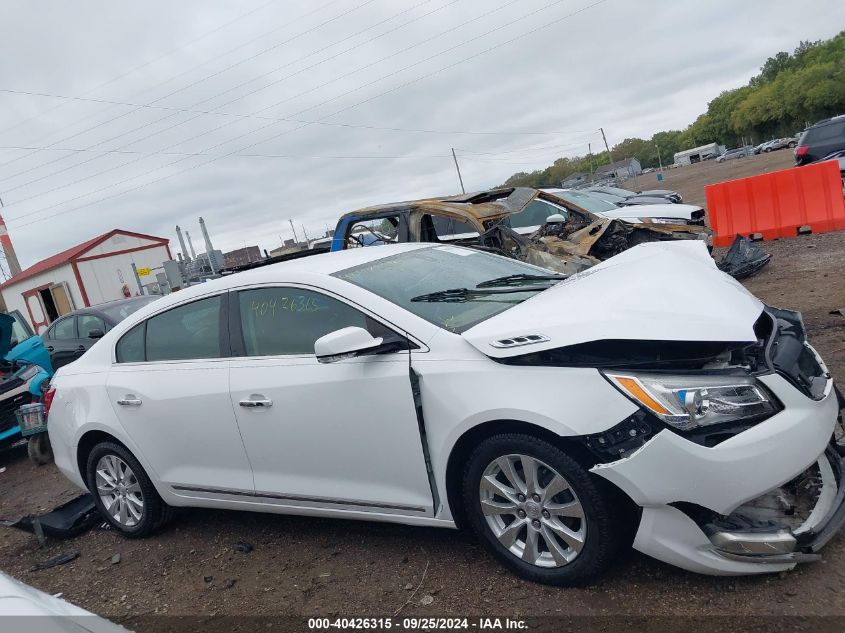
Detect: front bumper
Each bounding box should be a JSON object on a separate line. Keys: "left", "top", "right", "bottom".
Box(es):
{"left": 591, "top": 372, "right": 843, "bottom": 575}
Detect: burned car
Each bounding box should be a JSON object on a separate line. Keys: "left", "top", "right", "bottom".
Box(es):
{"left": 330, "top": 187, "right": 708, "bottom": 275}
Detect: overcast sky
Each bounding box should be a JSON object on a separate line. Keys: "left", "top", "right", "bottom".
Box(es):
{"left": 0, "top": 0, "right": 842, "bottom": 269}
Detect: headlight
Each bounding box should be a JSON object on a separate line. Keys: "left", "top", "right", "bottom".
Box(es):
{"left": 17, "top": 364, "right": 41, "bottom": 382}
{"left": 605, "top": 372, "right": 779, "bottom": 431}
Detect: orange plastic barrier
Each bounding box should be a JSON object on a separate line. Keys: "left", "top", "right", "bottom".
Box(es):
{"left": 705, "top": 159, "right": 845, "bottom": 247}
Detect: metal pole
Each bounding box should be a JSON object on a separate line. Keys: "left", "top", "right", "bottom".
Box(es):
{"left": 655, "top": 144, "right": 663, "bottom": 172}
{"left": 289, "top": 219, "right": 299, "bottom": 244}
{"left": 600, "top": 127, "right": 613, "bottom": 167}
{"left": 131, "top": 263, "right": 146, "bottom": 295}
{"left": 451, "top": 148, "right": 465, "bottom": 194}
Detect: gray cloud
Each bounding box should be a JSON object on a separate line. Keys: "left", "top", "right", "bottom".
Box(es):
{"left": 0, "top": 0, "right": 842, "bottom": 266}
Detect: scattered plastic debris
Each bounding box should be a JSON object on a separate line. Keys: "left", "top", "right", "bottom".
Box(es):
{"left": 233, "top": 541, "right": 254, "bottom": 554}
{"left": 1, "top": 494, "right": 98, "bottom": 539}
{"left": 717, "top": 235, "right": 772, "bottom": 279}
{"left": 30, "top": 550, "right": 79, "bottom": 572}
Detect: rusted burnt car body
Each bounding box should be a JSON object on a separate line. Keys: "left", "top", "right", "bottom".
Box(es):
{"left": 330, "top": 187, "right": 709, "bottom": 274}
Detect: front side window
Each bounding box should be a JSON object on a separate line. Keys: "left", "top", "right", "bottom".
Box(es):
{"left": 238, "top": 287, "right": 388, "bottom": 356}
{"left": 509, "top": 200, "right": 570, "bottom": 229}
{"left": 78, "top": 314, "right": 106, "bottom": 337}
{"left": 50, "top": 316, "right": 76, "bottom": 340}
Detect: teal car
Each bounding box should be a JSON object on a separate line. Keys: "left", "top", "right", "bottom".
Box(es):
{"left": 0, "top": 310, "right": 53, "bottom": 458}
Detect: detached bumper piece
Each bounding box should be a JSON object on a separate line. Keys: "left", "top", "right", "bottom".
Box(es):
{"left": 702, "top": 449, "right": 845, "bottom": 565}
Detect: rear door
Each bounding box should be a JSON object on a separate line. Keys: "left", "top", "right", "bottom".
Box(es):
{"left": 228, "top": 285, "right": 433, "bottom": 515}
{"left": 44, "top": 315, "right": 79, "bottom": 370}
{"left": 106, "top": 294, "right": 253, "bottom": 493}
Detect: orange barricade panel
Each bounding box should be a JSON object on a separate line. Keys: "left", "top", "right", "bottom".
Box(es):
{"left": 705, "top": 160, "right": 845, "bottom": 246}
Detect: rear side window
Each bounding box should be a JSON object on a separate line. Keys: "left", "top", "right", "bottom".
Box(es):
{"left": 50, "top": 316, "right": 76, "bottom": 340}
{"left": 116, "top": 323, "right": 145, "bottom": 363}
{"left": 237, "top": 287, "right": 388, "bottom": 356}
{"left": 115, "top": 296, "right": 223, "bottom": 363}
{"left": 146, "top": 296, "right": 222, "bottom": 361}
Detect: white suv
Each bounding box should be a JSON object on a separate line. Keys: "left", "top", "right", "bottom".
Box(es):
{"left": 46, "top": 242, "right": 844, "bottom": 585}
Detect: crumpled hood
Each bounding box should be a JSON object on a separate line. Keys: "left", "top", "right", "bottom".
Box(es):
{"left": 462, "top": 241, "right": 764, "bottom": 359}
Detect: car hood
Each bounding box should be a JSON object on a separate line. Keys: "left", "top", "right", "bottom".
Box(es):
{"left": 596, "top": 203, "right": 701, "bottom": 221}
{"left": 462, "top": 241, "right": 763, "bottom": 359}
{"left": 0, "top": 313, "right": 13, "bottom": 359}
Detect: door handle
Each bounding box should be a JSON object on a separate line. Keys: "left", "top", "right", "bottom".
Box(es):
{"left": 76, "top": 346, "right": 86, "bottom": 351}
{"left": 47, "top": 346, "right": 54, "bottom": 352}
{"left": 239, "top": 397, "right": 273, "bottom": 408}
{"left": 117, "top": 396, "right": 142, "bottom": 406}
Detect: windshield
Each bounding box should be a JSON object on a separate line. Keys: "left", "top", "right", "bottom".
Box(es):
{"left": 99, "top": 296, "right": 159, "bottom": 322}
{"left": 555, "top": 190, "right": 619, "bottom": 213}
{"left": 334, "top": 246, "right": 551, "bottom": 333}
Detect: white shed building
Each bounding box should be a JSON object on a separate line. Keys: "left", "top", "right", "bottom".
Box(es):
{"left": 0, "top": 229, "right": 170, "bottom": 333}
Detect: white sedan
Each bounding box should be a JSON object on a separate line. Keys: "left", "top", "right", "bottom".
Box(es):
{"left": 46, "top": 242, "right": 844, "bottom": 585}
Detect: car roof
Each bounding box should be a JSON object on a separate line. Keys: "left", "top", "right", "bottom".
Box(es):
{"left": 129, "top": 243, "right": 435, "bottom": 313}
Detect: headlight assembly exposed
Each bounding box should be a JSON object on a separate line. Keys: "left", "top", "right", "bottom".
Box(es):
{"left": 604, "top": 372, "right": 780, "bottom": 431}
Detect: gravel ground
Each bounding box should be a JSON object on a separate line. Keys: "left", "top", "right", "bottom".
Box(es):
{"left": 1, "top": 229, "right": 844, "bottom": 629}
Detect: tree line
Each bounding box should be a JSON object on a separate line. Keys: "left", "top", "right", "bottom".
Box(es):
{"left": 503, "top": 31, "right": 845, "bottom": 188}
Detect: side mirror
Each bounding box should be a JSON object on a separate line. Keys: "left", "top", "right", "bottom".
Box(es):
{"left": 314, "top": 327, "right": 405, "bottom": 364}
{"left": 87, "top": 329, "right": 105, "bottom": 339}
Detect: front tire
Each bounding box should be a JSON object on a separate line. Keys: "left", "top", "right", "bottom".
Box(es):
{"left": 85, "top": 441, "right": 172, "bottom": 537}
{"left": 462, "top": 433, "right": 623, "bottom": 586}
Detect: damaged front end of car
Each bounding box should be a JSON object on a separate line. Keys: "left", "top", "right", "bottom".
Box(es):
{"left": 497, "top": 302, "right": 844, "bottom": 574}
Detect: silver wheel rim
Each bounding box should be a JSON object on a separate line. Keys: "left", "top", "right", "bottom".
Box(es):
{"left": 95, "top": 455, "right": 144, "bottom": 528}
{"left": 479, "top": 454, "right": 585, "bottom": 568}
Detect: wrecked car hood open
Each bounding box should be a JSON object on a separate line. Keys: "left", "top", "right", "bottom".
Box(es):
{"left": 462, "top": 241, "right": 764, "bottom": 359}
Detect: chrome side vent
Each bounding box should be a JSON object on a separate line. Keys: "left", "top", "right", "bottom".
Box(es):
{"left": 490, "top": 334, "right": 550, "bottom": 349}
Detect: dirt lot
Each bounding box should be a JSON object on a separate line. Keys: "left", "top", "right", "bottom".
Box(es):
{"left": 1, "top": 160, "right": 845, "bottom": 628}
{"left": 625, "top": 150, "right": 795, "bottom": 208}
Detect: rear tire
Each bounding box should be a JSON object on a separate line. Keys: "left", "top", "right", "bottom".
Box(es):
{"left": 85, "top": 441, "right": 173, "bottom": 537}
{"left": 462, "top": 433, "right": 624, "bottom": 586}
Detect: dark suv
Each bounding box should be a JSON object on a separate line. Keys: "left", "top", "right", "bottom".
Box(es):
{"left": 795, "top": 115, "right": 845, "bottom": 165}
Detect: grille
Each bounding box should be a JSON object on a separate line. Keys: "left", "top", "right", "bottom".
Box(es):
{"left": 0, "top": 391, "right": 33, "bottom": 434}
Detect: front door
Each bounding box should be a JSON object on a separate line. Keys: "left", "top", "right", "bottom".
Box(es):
{"left": 228, "top": 286, "right": 433, "bottom": 515}
{"left": 106, "top": 294, "right": 253, "bottom": 493}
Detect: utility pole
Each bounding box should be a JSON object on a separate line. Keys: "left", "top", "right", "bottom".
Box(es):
{"left": 289, "top": 219, "right": 299, "bottom": 244}
{"left": 451, "top": 148, "right": 465, "bottom": 194}
{"left": 655, "top": 144, "right": 663, "bottom": 172}
{"left": 588, "top": 143, "right": 594, "bottom": 175}
{"left": 600, "top": 127, "right": 613, "bottom": 167}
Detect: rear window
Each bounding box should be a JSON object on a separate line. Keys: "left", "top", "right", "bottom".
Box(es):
{"left": 803, "top": 121, "right": 845, "bottom": 144}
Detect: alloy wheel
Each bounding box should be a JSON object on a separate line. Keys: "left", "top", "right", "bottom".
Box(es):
{"left": 95, "top": 454, "right": 144, "bottom": 528}
{"left": 479, "top": 454, "right": 585, "bottom": 568}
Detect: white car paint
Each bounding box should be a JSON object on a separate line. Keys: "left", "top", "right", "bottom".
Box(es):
{"left": 463, "top": 241, "right": 761, "bottom": 358}
{"left": 0, "top": 571, "right": 126, "bottom": 630}
{"left": 47, "top": 242, "right": 841, "bottom": 578}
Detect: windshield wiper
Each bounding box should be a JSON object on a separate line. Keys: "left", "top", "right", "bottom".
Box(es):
{"left": 475, "top": 273, "right": 564, "bottom": 288}
{"left": 410, "top": 287, "right": 547, "bottom": 303}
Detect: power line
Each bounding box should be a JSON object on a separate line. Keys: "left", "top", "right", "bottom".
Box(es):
{"left": 0, "top": 89, "right": 594, "bottom": 136}
{"left": 0, "top": 0, "right": 451, "bottom": 195}
{"left": 0, "top": 0, "right": 280, "bottom": 139}
{"left": 0, "top": 0, "right": 351, "bottom": 176}
{"left": 0, "top": 0, "right": 494, "bottom": 204}
{"left": 7, "top": 0, "right": 609, "bottom": 230}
